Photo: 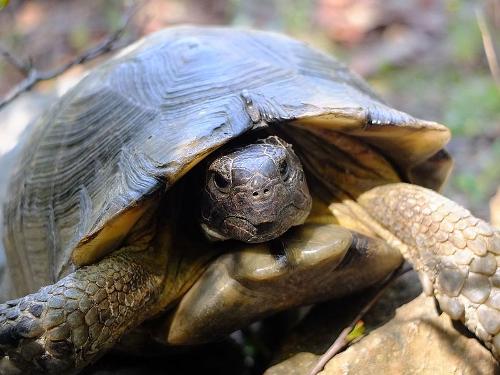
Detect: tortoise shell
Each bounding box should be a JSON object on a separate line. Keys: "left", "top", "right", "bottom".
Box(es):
{"left": 3, "top": 26, "right": 451, "bottom": 296}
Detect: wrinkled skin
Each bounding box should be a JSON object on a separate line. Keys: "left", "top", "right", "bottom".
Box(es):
{"left": 200, "top": 136, "right": 312, "bottom": 243}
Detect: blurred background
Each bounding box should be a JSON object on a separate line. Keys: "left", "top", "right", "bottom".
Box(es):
{"left": 0, "top": 0, "right": 498, "bottom": 220}
{"left": 0, "top": 1, "right": 498, "bottom": 373}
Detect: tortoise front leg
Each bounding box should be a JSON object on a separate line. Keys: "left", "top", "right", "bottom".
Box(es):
{"left": 354, "top": 183, "right": 500, "bottom": 359}
{"left": 0, "top": 248, "right": 165, "bottom": 374}
{"left": 165, "top": 223, "right": 402, "bottom": 345}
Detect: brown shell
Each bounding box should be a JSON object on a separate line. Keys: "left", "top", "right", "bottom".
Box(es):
{"left": 3, "top": 26, "right": 451, "bottom": 295}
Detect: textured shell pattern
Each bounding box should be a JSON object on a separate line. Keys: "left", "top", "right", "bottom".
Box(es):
{"left": 2, "top": 27, "right": 451, "bottom": 295}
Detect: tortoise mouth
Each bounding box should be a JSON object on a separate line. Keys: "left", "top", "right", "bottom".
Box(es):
{"left": 222, "top": 216, "right": 277, "bottom": 243}
{"left": 220, "top": 203, "right": 301, "bottom": 243}
{"left": 255, "top": 221, "right": 275, "bottom": 235}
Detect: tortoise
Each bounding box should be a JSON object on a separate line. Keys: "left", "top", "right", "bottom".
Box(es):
{"left": 0, "top": 26, "right": 499, "bottom": 374}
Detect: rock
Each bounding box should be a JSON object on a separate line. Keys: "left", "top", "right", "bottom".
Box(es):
{"left": 265, "top": 352, "right": 318, "bottom": 375}
{"left": 268, "top": 269, "right": 421, "bottom": 364}
{"left": 266, "top": 292, "right": 499, "bottom": 375}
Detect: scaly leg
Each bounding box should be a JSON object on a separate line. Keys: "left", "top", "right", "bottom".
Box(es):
{"left": 0, "top": 248, "right": 165, "bottom": 374}
{"left": 166, "top": 223, "right": 402, "bottom": 344}
{"left": 355, "top": 183, "right": 500, "bottom": 359}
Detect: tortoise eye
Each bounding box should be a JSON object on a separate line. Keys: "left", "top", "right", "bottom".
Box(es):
{"left": 213, "top": 172, "right": 230, "bottom": 190}
{"left": 279, "top": 159, "right": 289, "bottom": 181}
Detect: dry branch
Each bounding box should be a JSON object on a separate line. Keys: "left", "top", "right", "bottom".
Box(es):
{"left": 476, "top": 7, "right": 500, "bottom": 88}
{"left": 0, "top": 5, "right": 138, "bottom": 110}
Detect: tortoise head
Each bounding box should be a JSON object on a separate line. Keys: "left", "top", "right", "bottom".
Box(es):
{"left": 200, "top": 136, "right": 312, "bottom": 243}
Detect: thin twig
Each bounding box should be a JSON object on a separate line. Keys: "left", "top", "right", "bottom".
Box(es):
{"left": 0, "top": 44, "right": 31, "bottom": 75}
{"left": 308, "top": 264, "right": 412, "bottom": 375}
{"left": 476, "top": 7, "right": 500, "bottom": 88}
{"left": 0, "top": 5, "right": 139, "bottom": 110}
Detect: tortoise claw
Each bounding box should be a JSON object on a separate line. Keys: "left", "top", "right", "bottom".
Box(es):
{"left": 0, "top": 290, "right": 71, "bottom": 374}
{"left": 0, "top": 251, "right": 164, "bottom": 374}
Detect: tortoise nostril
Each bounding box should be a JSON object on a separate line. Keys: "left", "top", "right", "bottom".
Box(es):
{"left": 253, "top": 189, "right": 269, "bottom": 197}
